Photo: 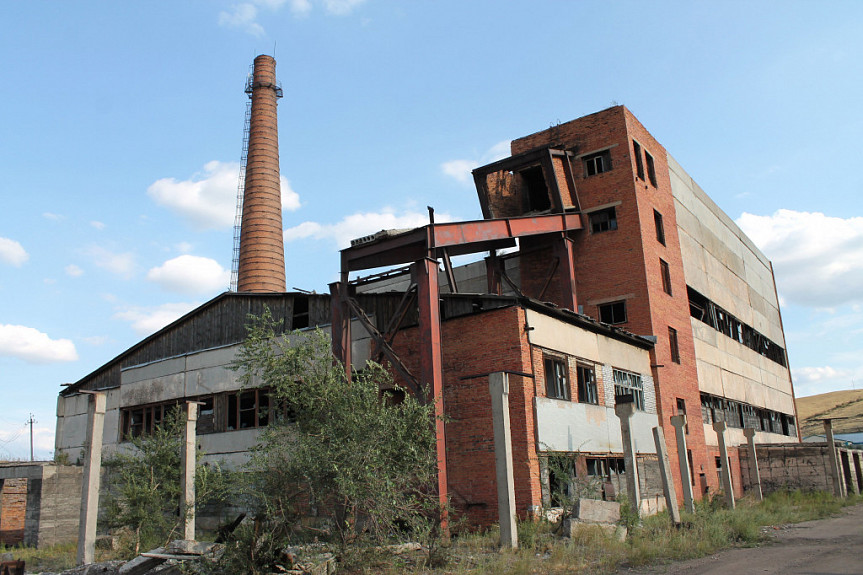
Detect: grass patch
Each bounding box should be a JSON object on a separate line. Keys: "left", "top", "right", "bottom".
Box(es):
{"left": 0, "top": 541, "right": 121, "bottom": 573}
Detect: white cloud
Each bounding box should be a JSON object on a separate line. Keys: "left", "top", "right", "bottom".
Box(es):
{"left": 114, "top": 302, "right": 200, "bottom": 336}
{"left": 0, "top": 324, "right": 78, "bottom": 363}
{"left": 146, "top": 255, "right": 231, "bottom": 295}
{"left": 791, "top": 365, "right": 860, "bottom": 397}
{"left": 737, "top": 210, "right": 863, "bottom": 308}
{"left": 219, "top": 0, "right": 365, "bottom": 35}
{"left": 218, "top": 3, "right": 265, "bottom": 36}
{"left": 84, "top": 246, "right": 136, "bottom": 279}
{"left": 65, "top": 264, "right": 84, "bottom": 277}
{"left": 0, "top": 237, "right": 29, "bottom": 267}
{"left": 90, "top": 221, "right": 106, "bottom": 230}
{"left": 284, "top": 208, "right": 455, "bottom": 249}
{"left": 147, "top": 161, "right": 299, "bottom": 230}
{"left": 441, "top": 140, "right": 511, "bottom": 185}
{"left": 42, "top": 212, "right": 64, "bottom": 221}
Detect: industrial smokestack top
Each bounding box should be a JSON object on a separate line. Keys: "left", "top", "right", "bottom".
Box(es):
{"left": 237, "top": 54, "right": 287, "bottom": 293}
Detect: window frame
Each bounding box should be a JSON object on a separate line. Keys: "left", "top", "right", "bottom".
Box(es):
{"left": 598, "top": 300, "right": 627, "bottom": 325}
{"left": 226, "top": 388, "right": 272, "bottom": 431}
{"left": 612, "top": 368, "right": 645, "bottom": 411}
{"left": 588, "top": 206, "right": 618, "bottom": 234}
{"left": 654, "top": 209, "right": 666, "bottom": 245}
{"left": 633, "top": 140, "right": 645, "bottom": 180}
{"left": 576, "top": 363, "right": 599, "bottom": 405}
{"left": 583, "top": 150, "right": 612, "bottom": 177}
{"left": 660, "top": 258, "right": 673, "bottom": 296}
{"left": 669, "top": 326, "right": 681, "bottom": 364}
{"left": 645, "top": 150, "right": 657, "bottom": 186}
{"left": 544, "top": 356, "right": 570, "bottom": 401}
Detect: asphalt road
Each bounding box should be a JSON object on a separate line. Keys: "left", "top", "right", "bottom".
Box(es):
{"left": 627, "top": 503, "right": 863, "bottom": 575}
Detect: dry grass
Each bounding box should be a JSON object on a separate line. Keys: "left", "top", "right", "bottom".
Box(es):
{"left": 796, "top": 389, "right": 863, "bottom": 436}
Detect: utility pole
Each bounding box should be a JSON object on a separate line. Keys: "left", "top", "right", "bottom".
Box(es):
{"left": 28, "top": 413, "right": 36, "bottom": 461}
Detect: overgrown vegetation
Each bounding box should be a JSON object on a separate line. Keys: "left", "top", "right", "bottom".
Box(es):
{"left": 101, "top": 406, "right": 233, "bottom": 556}
{"left": 207, "top": 312, "right": 443, "bottom": 573}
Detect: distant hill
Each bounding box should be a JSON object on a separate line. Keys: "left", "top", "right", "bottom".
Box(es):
{"left": 796, "top": 389, "right": 863, "bottom": 438}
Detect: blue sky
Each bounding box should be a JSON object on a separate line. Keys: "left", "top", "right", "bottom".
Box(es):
{"left": 2, "top": 1, "right": 863, "bottom": 460}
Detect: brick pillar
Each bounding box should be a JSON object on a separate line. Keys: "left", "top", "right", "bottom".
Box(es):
{"left": 237, "top": 54, "right": 286, "bottom": 293}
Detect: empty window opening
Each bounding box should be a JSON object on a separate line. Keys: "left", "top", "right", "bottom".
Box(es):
{"left": 687, "top": 450, "right": 696, "bottom": 485}
{"left": 645, "top": 151, "right": 657, "bottom": 186}
{"left": 577, "top": 364, "right": 599, "bottom": 405}
{"left": 700, "top": 392, "right": 796, "bottom": 436}
{"left": 520, "top": 166, "right": 551, "bottom": 212}
{"left": 545, "top": 356, "right": 570, "bottom": 400}
{"left": 598, "top": 300, "right": 627, "bottom": 325}
{"left": 583, "top": 150, "right": 612, "bottom": 177}
{"left": 613, "top": 368, "right": 645, "bottom": 411}
{"left": 292, "top": 295, "right": 310, "bottom": 329}
{"left": 633, "top": 141, "right": 645, "bottom": 180}
{"left": 660, "top": 259, "right": 672, "bottom": 295}
{"left": 688, "top": 286, "right": 787, "bottom": 367}
{"left": 589, "top": 207, "right": 618, "bottom": 233}
{"left": 654, "top": 210, "right": 666, "bottom": 245}
{"left": 669, "top": 327, "right": 680, "bottom": 364}
{"left": 548, "top": 455, "right": 576, "bottom": 507}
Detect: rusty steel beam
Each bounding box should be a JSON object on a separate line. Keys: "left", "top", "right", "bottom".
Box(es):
{"left": 414, "top": 257, "right": 449, "bottom": 536}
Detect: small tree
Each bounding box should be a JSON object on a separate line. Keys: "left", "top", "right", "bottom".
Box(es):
{"left": 223, "top": 311, "right": 441, "bottom": 570}
{"left": 102, "top": 406, "right": 232, "bottom": 555}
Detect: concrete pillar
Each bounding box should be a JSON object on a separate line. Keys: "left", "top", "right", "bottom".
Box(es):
{"left": 489, "top": 372, "right": 517, "bottom": 549}
{"left": 669, "top": 415, "right": 695, "bottom": 513}
{"left": 652, "top": 426, "right": 680, "bottom": 524}
{"left": 180, "top": 402, "right": 199, "bottom": 541}
{"left": 743, "top": 428, "right": 763, "bottom": 501}
{"left": 712, "top": 421, "right": 735, "bottom": 510}
{"left": 840, "top": 450, "right": 858, "bottom": 496}
{"left": 76, "top": 392, "right": 106, "bottom": 566}
{"left": 615, "top": 400, "right": 640, "bottom": 515}
{"left": 854, "top": 452, "right": 863, "bottom": 491}
{"left": 823, "top": 419, "right": 845, "bottom": 498}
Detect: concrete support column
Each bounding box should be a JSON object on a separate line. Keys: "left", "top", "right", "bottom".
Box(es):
{"left": 615, "top": 400, "right": 640, "bottom": 515}
{"left": 823, "top": 419, "right": 845, "bottom": 498}
{"left": 489, "top": 372, "right": 517, "bottom": 549}
{"left": 743, "top": 428, "right": 763, "bottom": 501}
{"left": 840, "top": 451, "right": 858, "bottom": 496}
{"left": 652, "top": 426, "right": 680, "bottom": 524}
{"left": 180, "top": 402, "right": 199, "bottom": 541}
{"left": 77, "top": 392, "right": 106, "bottom": 566}
{"left": 669, "top": 415, "right": 695, "bottom": 513}
{"left": 712, "top": 421, "right": 735, "bottom": 510}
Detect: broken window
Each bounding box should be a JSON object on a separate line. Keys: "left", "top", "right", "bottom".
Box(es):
{"left": 613, "top": 368, "right": 645, "bottom": 411}
{"left": 598, "top": 300, "right": 627, "bottom": 325}
{"left": 583, "top": 150, "right": 612, "bottom": 177}
{"left": 520, "top": 165, "right": 551, "bottom": 212}
{"left": 687, "top": 286, "right": 787, "bottom": 367}
{"left": 227, "top": 388, "right": 271, "bottom": 431}
{"left": 577, "top": 364, "right": 599, "bottom": 405}
{"left": 669, "top": 326, "right": 680, "bottom": 364}
{"left": 544, "top": 356, "right": 570, "bottom": 400}
{"left": 654, "top": 209, "right": 666, "bottom": 245}
{"left": 547, "top": 454, "right": 576, "bottom": 506}
{"left": 589, "top": 206, "right": 618, "bottom": 233}
{"left": 120, "top": 400, "right": 187, "bottom": 441}
{"left": 633, "top": 141, "right": 645, "bottom": 180}
{"left": 660, "top": 259, "right": 673, "bottom": 295}
{"left": 645, "top": 150, "right": 657, "bottom": 186}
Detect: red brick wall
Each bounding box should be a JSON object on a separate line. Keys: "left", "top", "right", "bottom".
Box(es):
{"left": 391, "top": 305, "right": 542, "bottom": 527}
{"left": 511, "top": 106, "right": 718, "bottom": 500}
{"left": 0, "top": 478, "right": 27, "bottom": 546}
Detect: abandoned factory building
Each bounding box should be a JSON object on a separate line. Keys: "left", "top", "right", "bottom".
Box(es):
{"left": 43, "top": 57, "right": 798, "bottom": 531}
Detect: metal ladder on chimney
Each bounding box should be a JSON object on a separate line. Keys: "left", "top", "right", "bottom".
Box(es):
{"left": 229, "top": 96, "right": 252, "bottom": 292}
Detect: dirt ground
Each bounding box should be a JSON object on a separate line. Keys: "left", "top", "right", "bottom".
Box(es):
{"left": 626, "top": 503, "right": 863, "bottom": 575}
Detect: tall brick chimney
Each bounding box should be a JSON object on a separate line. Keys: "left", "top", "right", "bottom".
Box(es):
{"left": 237, "top": 54, "right": 287, "bottom": 293}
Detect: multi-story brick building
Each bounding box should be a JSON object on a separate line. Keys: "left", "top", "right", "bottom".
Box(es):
{"left": 48, "top": 102, "right": 798, "bottom": 536}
